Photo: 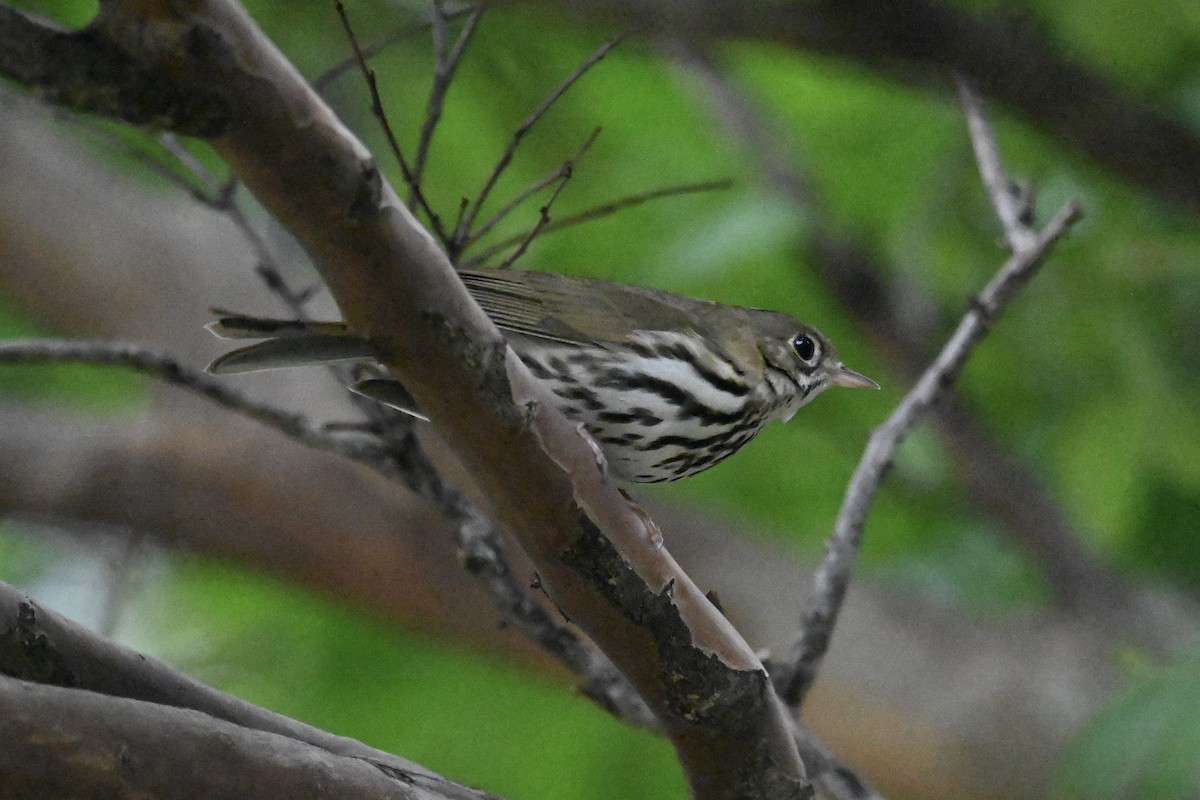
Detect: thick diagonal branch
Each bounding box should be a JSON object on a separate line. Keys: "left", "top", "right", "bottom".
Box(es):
{"left": 0, "top": 2, "right": 810, "bottom": 795}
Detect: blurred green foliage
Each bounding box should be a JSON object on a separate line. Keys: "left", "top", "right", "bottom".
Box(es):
{"left": 3, "top": 0, "right": 1200, "bottom": 798}
{"left": 0, "top": 303, "right": 144, "bottom": 409}
{"left": 156, "top": 561, "right": 688, "bottom": 800}
{"left": 1057, "top": 649, "right": 1200, "bottom": 800}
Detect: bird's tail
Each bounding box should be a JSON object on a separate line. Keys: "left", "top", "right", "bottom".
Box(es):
{"left": 205, "top": 313, "right": 372, "bottom": 374}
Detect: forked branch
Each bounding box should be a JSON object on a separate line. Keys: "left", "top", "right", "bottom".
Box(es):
{"left": 460, "top": 178, "right": 732, "bottom": 268}
{"left": 775, "top": 82, "right": 1083, "bottom": 707}
{"left": 680, "top": 44, "right": 1133, "bottom": 622}
{"left": 451, "top": 34, "right": 626, "bottom": 254}
{"left": 332, "top": 0, "right": 448, "bottom": 242}
{"left": 411, "top": 1, "right": 484, "bottom": 196}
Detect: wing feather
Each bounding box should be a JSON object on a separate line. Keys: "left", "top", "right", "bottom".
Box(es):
{"left": 459, "top": 269, "right": 699, "bottom": 346}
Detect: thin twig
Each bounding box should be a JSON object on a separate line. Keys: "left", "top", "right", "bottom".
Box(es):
{"left": 0, "top": 340, "right": 392, "bottom": 465}
{"left": 0, "top": 337, "right": 656, "bottom": 728}
{"left": 73, "top": 115, "right": 319, "bottom": 318}
{"left": 332, "top": 0, "right": 448, "bottom": 243}
{"left": 776, "top": 199, "right": 1083, "bottom": 707}
{"left": 773, "top": 56, "right": 1086, "bottom": 710}
{"left": 456, "top": 127, "right": 600, "bottom": 259}
{"left": 211, "top": 191, "right": 320, "bottom": 313}
{"left": 410, "top": 2, "right": 483, "bottom": 201}
{"left": 453, "top": 33, "right": 626, "bottom": 245}
{"left": 92, "top": 127, "right": 300, "bottom": 317}
{"left": 496, "top": 160, "right": 573, "bottom": 270}
{"left": 955, "top": 76, "right": 1038, "bottom": 252}
{"left": 68, "top": 117, "right": 213, "bottom": 204}
{"left": 459, "top": 178, "right": 731, "bottom": 268}
{"left": 154, "top": 134, "right": 320, "bottom": 315}
{"left": 313, "top": 15, "right": 463, "bottom": 92}
{"left": 681, "top": 45, "right": 1135, "bottom": 624}
{"left": 155, "top": 133, "right": 219, "bottom": 194}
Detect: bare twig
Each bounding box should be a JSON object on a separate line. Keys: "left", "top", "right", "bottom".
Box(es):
{"left": 154, "top": 134, "right": 322, "bottom": 316}
{"left": 456, "top": 127, "right": 600, "bottom": 259}
{"left": 496, "top": 151, "right": 574, "bottom": 269}
{"left": 411, "top": 2, "right": 483, "bottom": 200}
{"left": 332, "top": 0, "right": 448, "bottom": 243}
{"left": 681, "top": 46, "right": 1138, "bottom": 621}
{"left": 0, "top": 337, "right": 656, "bottom": 728}
{"left": 0, "top": 340, "right": 394, "bottom": 463}
{"left": 155, "top": 133, "right": 220, "bottom": 195}
{"left": 77, "top": 123, "right": 301, "bottom": 316}
{"left": 452, "top": 34, "right": 626, "bottom": 246}
{"left": 208, "top": 188, "right": 318, "bottom": 312}
{"left": 459, "top": 178, "right": 731, "bottom": 268}
{"left": 956, "top": 76, "right": 1037, "bottom": 252}
{"left": 67, "top": 118, "right": 213, "bottom": 203}
{"left": 776, "top": 198, "right": 1082, "bottom": 705}
{"left": 65, "top": 112, "right": 324, "bottom": 320}
{"left": 313, "top": 15, "right": 462, "bottom": 91}
{"left": 774, "top": 63, "right": 1084, "bottom": 709}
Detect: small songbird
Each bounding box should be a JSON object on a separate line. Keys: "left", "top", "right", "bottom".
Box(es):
{"left": 207, "top": 268, "right": 878, "bottom": 483}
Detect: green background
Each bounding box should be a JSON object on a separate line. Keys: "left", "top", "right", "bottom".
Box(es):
{"left": 3, "top": 1, "right": 1199, "bottom": 798}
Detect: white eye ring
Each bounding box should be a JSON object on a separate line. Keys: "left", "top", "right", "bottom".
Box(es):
{"left": 791, "top": 334, "right": 819, "bottom": 366}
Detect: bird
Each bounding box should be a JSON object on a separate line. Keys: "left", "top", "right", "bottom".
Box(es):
{"left": 207, "top": 268, "right": 878, "bottom": 483}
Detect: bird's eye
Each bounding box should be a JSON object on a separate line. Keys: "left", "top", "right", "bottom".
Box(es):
{"left": 792, "top": 334, "right": 818, "bottom": 364}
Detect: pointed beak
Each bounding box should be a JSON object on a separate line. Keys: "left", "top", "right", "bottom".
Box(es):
{"left": 828, "top": 363, "right": 880, "bottom": 390}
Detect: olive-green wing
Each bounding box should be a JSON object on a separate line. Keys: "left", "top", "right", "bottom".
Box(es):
{"left": 459, "top": 268, "right": 700, "bottom": 346}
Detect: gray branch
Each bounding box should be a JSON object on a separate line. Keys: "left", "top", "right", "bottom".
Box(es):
{"left": 0, "top": 339, "right": 391, "bottom": 462}
{"left": 0, "top": 336, "right": 656, "bottom": 728}
{"left": 776, "top": 89, "right": 1084, "bottom": 706}
{"left": 678, "top": 46, "right": 1138, "bottom": 621}
{"left": 0, "top": 7, "right": 228, "bottom": 136}
{"left": 0, "top": 582, "right": 492, "bottom": 799}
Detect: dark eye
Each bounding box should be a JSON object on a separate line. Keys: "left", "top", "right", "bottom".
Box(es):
{"left": 792, "top": 334, "right": 817, "bottom": 364}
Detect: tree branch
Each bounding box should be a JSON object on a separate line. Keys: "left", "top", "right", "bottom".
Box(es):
{"left": 0, "top": 7, "right": 228, "bottom": 136}
{"left": 411, "top": 2, "right": 484, "bottom": 196}
{"left": 955, "top": 75, "right": 1036, "bottom": 252}
{"left": 0, "top": 583, "right": 491, "bottom": 799}
{"left": 677, "top": 45, "right": 1139, "bottom": 622}
{"left": 0, "top": 2, "right": 808, "bottom": 795}
{"left": 0, "top": 677, "right": 488, "bottom": 799}
{"left": 0, "top": 338, "right": 393, "bottom": 461}
{"left": 0, "top": 342, "right": 657, "bottom": 729}
{"left": 777, "top": 133, "right": 1083, "bottom": 707}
